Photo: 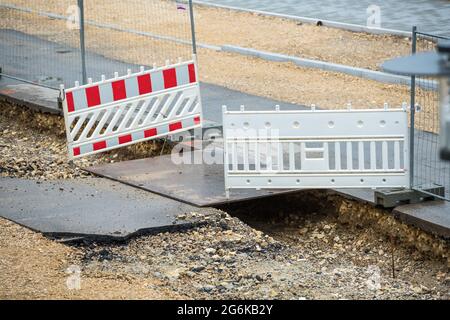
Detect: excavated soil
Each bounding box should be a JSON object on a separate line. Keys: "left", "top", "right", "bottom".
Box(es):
{"left": 0, "top": 101, "right": 169, "bottom": 180}
{"left": 1, "top": 192, "right": 449, "bottom": 300}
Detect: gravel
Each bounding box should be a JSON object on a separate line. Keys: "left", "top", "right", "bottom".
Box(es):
{"left": 0, "top": 101, "right": 168, "bottom": 180}
{"left": 0, "top": 91, "right": 448, "bottom": 299}
{"left": 0, "top": 217, "right": 182, "bottom": 299}
{"left": 73, "top": 195, "right": 449, "bottom": 300}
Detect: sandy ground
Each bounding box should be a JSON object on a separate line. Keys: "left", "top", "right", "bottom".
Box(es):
{"left": 3, "top": 0, "right": 422, "bottom": 70}
{"left": 0, "top": 101, "right": 169, "bottom": 180}
{"left": 0, "top": 217, "right": 183, "bottom": 299}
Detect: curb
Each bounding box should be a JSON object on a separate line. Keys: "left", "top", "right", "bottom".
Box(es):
{"left": 222, "top": 45, "right": 411, "bottom": 85}
{"left": 221, "top": 45, "right": 438, "bottom": 89}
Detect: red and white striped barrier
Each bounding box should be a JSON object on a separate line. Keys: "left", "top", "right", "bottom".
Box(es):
{"left": 60, "top": 57, "right": 202, "bottom": 159}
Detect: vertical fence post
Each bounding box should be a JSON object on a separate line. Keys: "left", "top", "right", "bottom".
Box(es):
{"left": 188, "top": 0, "right": 197, "bottom": 55}
{"left": 78, "top": 0, "right": 87, "bottom": 84}
{"left": 409, "top": 26, "right": 417, "bottom": 190}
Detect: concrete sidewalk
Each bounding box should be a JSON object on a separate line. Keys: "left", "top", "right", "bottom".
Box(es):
{"left": 0, "top": 29, "right": 302, "bottom": 123}
{"left": 0, "top": 177, "right": 217, "bottom": 240}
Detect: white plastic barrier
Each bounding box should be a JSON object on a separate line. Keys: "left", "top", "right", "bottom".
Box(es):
{"left": 223, "top": 105, "right": 409, "bottom": 197}
{"left": 60, "top": 57, "right": 202, "bottom": 159}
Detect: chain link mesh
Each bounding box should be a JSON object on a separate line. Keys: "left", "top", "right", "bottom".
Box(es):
{"left": 412, "top": 31, "right": 450, "bottom": 200}
{"left": 0, "top": 0, "right": 193, "bottom": 88}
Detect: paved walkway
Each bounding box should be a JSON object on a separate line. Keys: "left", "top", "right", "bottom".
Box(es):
{"left": 200, "top": 0, "right": 450, "bottom": 35}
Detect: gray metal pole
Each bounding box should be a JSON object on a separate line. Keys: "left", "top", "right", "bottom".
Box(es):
{"left": 78, "top": 0, "right": 87, "bottom": 84}
{"left": 188, "top": 0, "right": 197, "bottom": 55}
{"left": 409, "top": 26, "right": 417, "bottom": 189}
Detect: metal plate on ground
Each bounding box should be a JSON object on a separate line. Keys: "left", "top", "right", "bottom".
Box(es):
{"left": 86, "top": 152, "right": 301, "bottom": 207}
{"left": 0, "top": 177, "right": 215, "bottom": 240}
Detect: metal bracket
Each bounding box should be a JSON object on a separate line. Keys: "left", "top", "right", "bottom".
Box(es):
{"left": 57, "top": 97, "right": 63, "bottom": 110}
{"left": 375, "top": 184, "right": 445, "bottom": 208}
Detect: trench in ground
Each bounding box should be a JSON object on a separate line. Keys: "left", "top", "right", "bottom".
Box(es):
{"left": 70, "top": 189, "right": 449, "bottom": 298}
{"left": 217, "top": 190, "right": 338, "bottom": 244}
{"left": 216, "top": 190, "right": 449, "bottom": 267}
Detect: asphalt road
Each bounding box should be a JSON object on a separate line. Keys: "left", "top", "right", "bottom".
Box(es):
{"left": 200, "top": 0, "right": 450, "bottom": 35}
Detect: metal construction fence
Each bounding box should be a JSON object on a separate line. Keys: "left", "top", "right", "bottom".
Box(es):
{"left": 410, "top": 27, "right": 450, "bottom": 201}
{"left": 0, "top": 0, "right": 196, "bottom": 89}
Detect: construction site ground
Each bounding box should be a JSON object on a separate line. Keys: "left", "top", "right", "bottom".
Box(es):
{"left": 0, "top": 1, "right": 449, "bottom": 300}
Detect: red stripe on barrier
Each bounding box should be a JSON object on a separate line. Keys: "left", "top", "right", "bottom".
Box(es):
{"left": 86, "top": 86, "right": 101, "bottom": 107}
{"left": 66, "top": 92, "right": 75, "bottom": 112}
{"left": 93, "top": 141, "right": 107, "bottom": 151}
{"left": 144, "top": 128, "right": 157, "bottom": 138}
{"left": 73, "top": 147, "right": 80, "bottom": 156}
{"left": 169, "top": 121, "right": 182, "bottom": 131}
{"left": 118, "top": 134, "right": 132, "bottom": 144}
{"left": 188, "top": 64, "right": 196, "bottom": 83}
{"left": 194, "top": 116, "right": 201, "bottom": 124}
{"left": 112, "top": 80, "right": 127, "bottom": 101}
{"left": 163, "top": 68, "right": 177, "bottom": 89}
{"left": 137, "top": 74, "right": 152, "bottom": 95}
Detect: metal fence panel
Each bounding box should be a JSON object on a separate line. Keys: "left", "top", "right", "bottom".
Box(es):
{"left": 82, "top": 0, "right": 193, "bottom": 81}
{"left": 61, "top": 58, "right": 201, "bottom": 158}
{"left": 223, "top": 106, "right": 409, "bottom": 196}
{"left": 0, "top": 0, "right": 82, "bottom": 88}
{"left": 0, "top": 0, "right": 195, "bottom": 88}
{"left": 411, "top": 29, "right": 450, "bottom": 201}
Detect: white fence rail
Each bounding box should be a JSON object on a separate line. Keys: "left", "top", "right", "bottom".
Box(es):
{"left": 223, "top": 105, "right": 409, "bottom": 197}
{"left": 60, "top": 57, "right": 202, "bottom": 159}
